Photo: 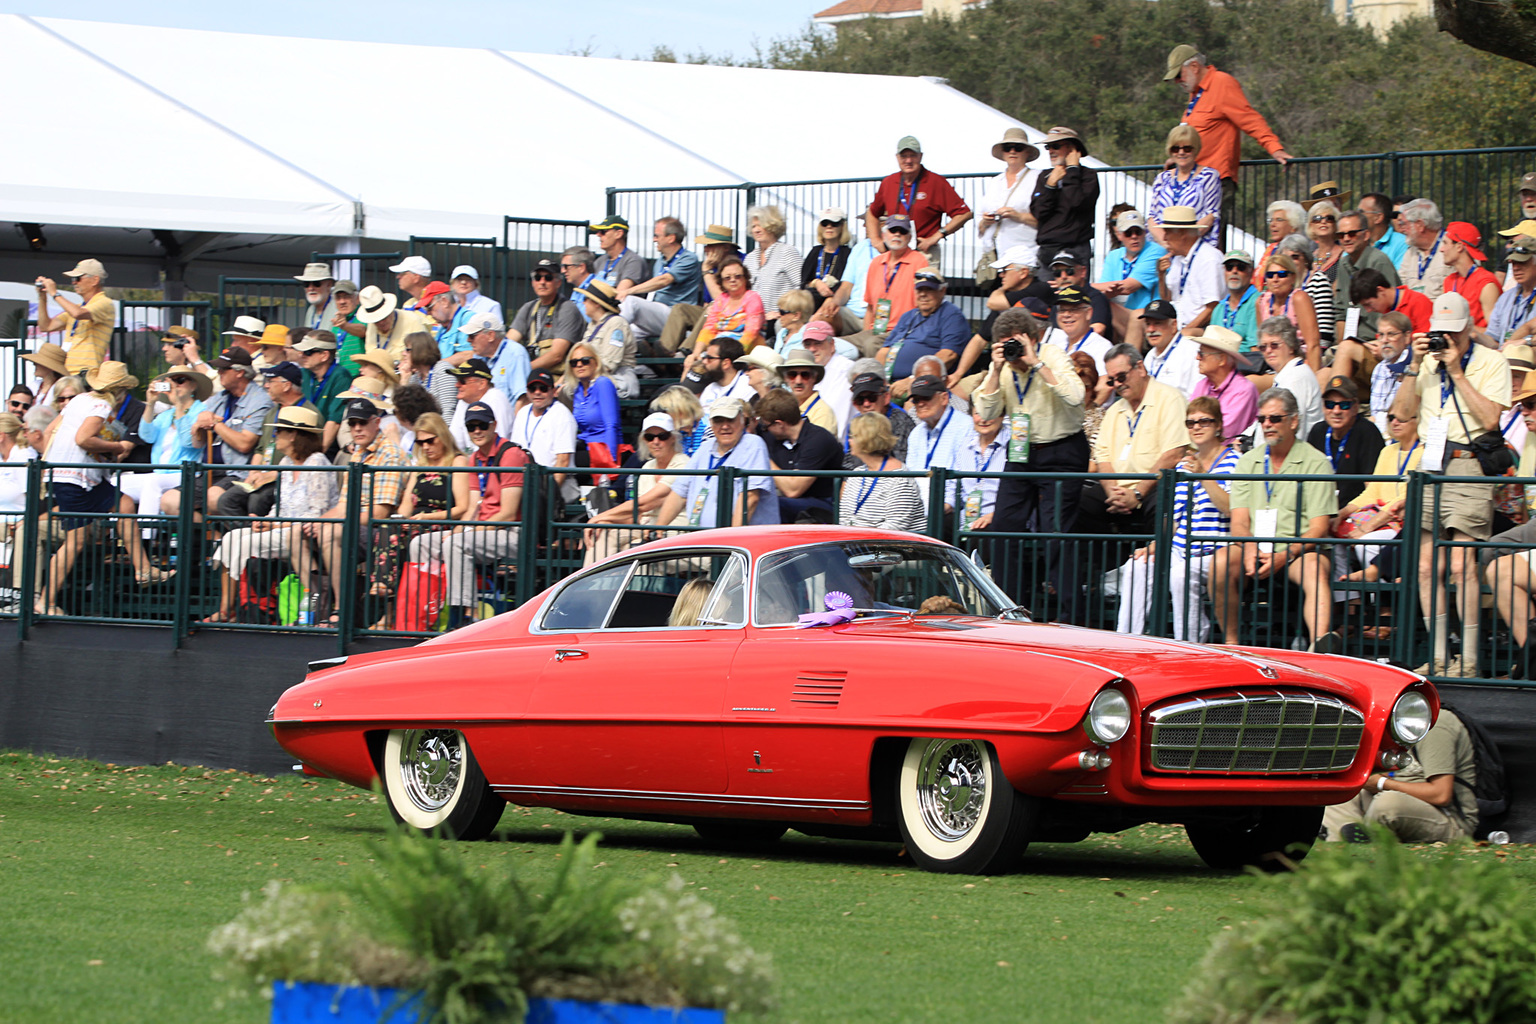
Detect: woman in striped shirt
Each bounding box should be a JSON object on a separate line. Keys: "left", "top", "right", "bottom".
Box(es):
{"left": 1116, "top": 395, "right": 1239, "bottom": 641}
{"left": 839, "top": 413, "right": 926, "bottom": 532}
{"left": 1148, "top": 124, "right": 1223, "bottom": 251}
{"left": 747, "top": 205, "right": 803, "bottom": 341}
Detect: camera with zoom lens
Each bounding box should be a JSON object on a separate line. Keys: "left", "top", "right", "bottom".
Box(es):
{"left": 1002, "top": 338, "right": 1025, "bottom": 361}
{"left": 1425, "top": 332, "right": 1451, "bottom": 352}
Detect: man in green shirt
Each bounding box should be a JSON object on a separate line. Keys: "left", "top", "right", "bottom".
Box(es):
{"left": 294, "top": 331, "right": 355, "bottom": 453}
{"left": 1211, "top": 386, "right": 1341, "bottom": 652}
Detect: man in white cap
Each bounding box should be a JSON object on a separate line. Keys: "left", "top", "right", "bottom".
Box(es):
{"left": 388, "top": 255, "right": 434, "bottom": 311}
{"left": 616, "top": 217, "right": 702, "bottom": 343}
{"left": 656, "top": 397, "right": 779, "bottom": 527}
{"left": 449, "top": 265, "right": 504, "bottom": 325}
{"left": 1093, "top": 210, "right": 1167, "bottom": 347}
{"left": 356, "top": 285, "right": 432, "bottom": 362}
{"left": 1156, "top": 205, "right": 1224, "bottom": 330}
{"left": 461, "top": 311, "right": 528, "bottom": 406}
{"left": 1391, "top": 291, "right": 1512, "bottom": 678}
{"left": 35, "top": 258, "right": 114, "bottom": 374}
{"left": 294, "top": 262, "right": 339, "bottom": 330}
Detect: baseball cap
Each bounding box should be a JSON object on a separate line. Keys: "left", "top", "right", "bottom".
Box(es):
{"left": 447, "top": 358, "right": 493, "bottom": 380}
{"left": 64, "top": 258, "right": 106, "bottom": 279}
{"left": 526, "top": 370, "right": 555, "bottom": 390}
{"left": 1164, "top": 43, "right": 1199, "bottom": 81}
{"left": 990, "top": 244, "right": 1037, "bottom": 270}
{"left": 1498, "top": 219, "right": 1536, "bottom": 238}
{"left": 909, "top": 375, "right": 947, "bottom": 399}
{"left": 213, "top": 347, "right": 254, "bottom": 370}
{"left": 589, "top": 215, "right": 630, "bottom": 233}
{"left": 1444, "top": 222, "right": 1487, "bottom": 262}
{"left": 641, "top": 412, "right": 676, "bottom": 435}
{"left": 708, "top": 397, "right": 748, "bottom": 421}
{"left": 1507, "top": 234, "right": 1536, "bottom": 263}
{"left": 333, "top": 279, "right": 360, "bottom": 295}
{"left": 1223, "top": 249, "right": 1255, "bottom": 267}
{"left": 1139, "top": 299, "right": 1178, "bottom": 321}
{"left": 458, "top": 311, "right": 504, "bottom": 336}
{"left": 1053, "top": 285, "right": 1091, "bottom": 307}
{"left": 1114, "top": 211, "right": 1147, "bottom": 232}
{"left": 388, "top": 255, "right": 431, "bottom": 276}
{"left": 883, "top": 214, "right": 913, "bottom": 233}
{"left": 419, "top": 280, "right": 451, "bottom": 305}
{"left": 343, "top": 398, "right": 381, "bottom": 422}
{"left": 1519, "top": 171, "right": 1536, "bottom": 194}
{"left": 1322, "top": 375, "right": 1359, "bottom": 400}
{"left": 895, "top": 135, "right": 922, "bottom": 154}
{"left": 850, "top": 372, "right": 887, "bottom": 398}
{"left": 292, "top": 332, "right": 338, "bottom": 353}
{"left": 1429, "top": 292, "right": 1471, "bottom": 333}
{"left": 1018, "top": 297, "right": 1051, "bottom": 320}
{"left": 260, "top": 361, "right": 303, "bottom": 386}
{"left": 462, "top": 401, "right": 498, "bottom": 428}
{"left": 1047, "top": 250, "right": 1083, "bottom": 268}
{"left": 450, "top": 265, "right": 480, "bottom": 281}
{"left": 817, "top": 206, "right": 847, "bottom": 223}
{"left": 913, "top": 269, "right": 946, "bottom": 290}
{"left": 802, "top": 320, "right": 837, "bottom": 341}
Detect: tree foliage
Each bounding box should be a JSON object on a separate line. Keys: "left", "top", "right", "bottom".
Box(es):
{"left": 750, "top": 0, "right": 1535, "bottom": 165}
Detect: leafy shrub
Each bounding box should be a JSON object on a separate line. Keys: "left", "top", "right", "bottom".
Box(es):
{"left": 1168, "top": 830, "right": 1536, "bottom": 1024}
{"left": 209, "top": 830, "right": 775, "bottom": 1023}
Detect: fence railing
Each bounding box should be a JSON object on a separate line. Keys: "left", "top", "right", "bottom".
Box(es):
{"left": 606, "top": 145, "right": 1536, "bottom": 286}
{"left": 3, "top": 459, "right": 1536, "bottom": 687}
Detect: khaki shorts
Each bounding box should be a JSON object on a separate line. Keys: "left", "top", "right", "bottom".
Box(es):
{"left": 1421, "top": 456, "right": 1494, "bottom": 540}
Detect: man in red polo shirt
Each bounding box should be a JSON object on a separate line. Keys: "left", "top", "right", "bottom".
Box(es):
{"left": 1352, "top": 268, "right": 1433, "bottom": 333}
{"left": 1163, "top": 45, "right": 1291, "bottom": 244}
{"left": 864, "top": 135, "right": 972, "bottom": 261}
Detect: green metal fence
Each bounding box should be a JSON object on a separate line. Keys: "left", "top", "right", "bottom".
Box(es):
{"left": 6, "top": 459, "right": 1536, "bottom": 688}
{"left": 606, "top": 146, "right": 1536, "bottom": 285}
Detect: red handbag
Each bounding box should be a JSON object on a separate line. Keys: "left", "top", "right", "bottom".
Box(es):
{"left": 394, "top": 562, "right": 447, "bottom": 632}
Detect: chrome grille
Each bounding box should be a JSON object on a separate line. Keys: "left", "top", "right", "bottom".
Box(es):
{"left": 1147, "top": 691, "right": 1364, "bottom": 774}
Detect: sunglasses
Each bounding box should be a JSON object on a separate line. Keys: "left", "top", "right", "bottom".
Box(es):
{"left": 1185, "top": 417, "right": 1218, "bottom": 428}
{"left": 569, "top": 357, "right": 595, "bottom": 367}
{"left": 1222, "top": 261, "right": 1250, "bottom": 271}
{"left": 853, "top": 392, "right": 884, "bottom": 403}
{"left": 1258, "top": 341, "right": 1286, "bottom": 352}
{"left": 1105, "top": 371, "right": 1132, "bottom": 386}
{"left": 1337, "top": 228, "right": 1365, "bottom": 240}
{"left": 465, "top": 421, "right": 494, "bottom": 431}
{"left": 1122, "top": 228, "right": 1145, "bottom": 237}
{"left": 532, "top": 273, "right": 557, "bottom": 282}
{"left": 1265, "top": 270, "right": 1293, "bottom": 279}
{"left": 416, "top": 435, "right": 441, "bottom": 445}
{"left": 527, "top": 384, "right": 552, "bottom": 394}
{"left": 819, "top": 219, "right": 844, "bottom": 227}
{"left": 345, "top": 418, "right": 371, "bottom": 427}
{"left": 1168, "top": 145, "right": 1196, "bottom": 154}
{"left": 720, "top": 273, "right": 746, "bottom": 281}
{"left": 886, "top": 227, "right": 911, "bottom": 235}
{"left": 999, "top": 143, "right": 1029, "bottom": 153}
{"left": 783, "top": 370, "right": 818, "bottom": 380}
{"left": 1049, "top": 265, "right": 1076, "bottom": 275}
{"left": 1510, "top": 245, "right": 1536, "bottom": 257}
{"left": 1256, "top": 414, "right": 1289, "bottom": 425}
{"left": 1310, "top": 215, "right": 1336, "bottom": 223}
{"left": 8, "top": 400, "right": 30, "bottom": 411}
{"left": 559, "top": 262, "right": 580, "bottom": 269}
{"left": 643, "top": 431, "right": 672, "bottom": 442}
{"left": 1045, "top": 142, "right": 1068, "bottom": 150}
{"left": 1387, "top": 413, "right": 1419, "bottom": 422}
{"left": 1323, "top": 399, "right": 1355, "bottom": 410}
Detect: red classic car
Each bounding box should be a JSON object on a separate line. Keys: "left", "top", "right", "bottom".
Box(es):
{"left": 270, "top": 526, "right": 1437, "bottom": 874}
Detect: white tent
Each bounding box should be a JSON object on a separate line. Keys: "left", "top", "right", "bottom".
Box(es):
{"left": 0, "top": 15, "right": 1254, "bottom": 290}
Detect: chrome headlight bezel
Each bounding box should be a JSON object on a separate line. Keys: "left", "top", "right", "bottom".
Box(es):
{"left": 1390, "top": 690, "right": 1433, "bottom": 746}
{"left": 1084, "top": 687, "right": 1132, "bottom": 746}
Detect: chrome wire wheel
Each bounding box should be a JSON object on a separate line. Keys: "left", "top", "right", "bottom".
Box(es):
{"left": 913, "top": 739, "right": 988, "bottom": 841}
{"left": 397, "top": 729, "right": 463, "bottom": 813}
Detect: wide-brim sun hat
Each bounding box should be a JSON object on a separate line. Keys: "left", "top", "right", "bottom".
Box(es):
{"left": 991, "top": 126, "right": 1040, "bottom": 163}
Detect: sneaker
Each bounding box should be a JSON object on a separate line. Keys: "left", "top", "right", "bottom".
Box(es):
{"left": 1340, "top": 823, "right": 1371, "bottom": 844}
{"left": 1311, "top": 631, "right": 1344, "bottom": 655}
{"left": 1413, "top": 659, "right": 1444, "bottom": 676}
{"left": 1440, "top": 655, "right": 1475, "bottom": 679}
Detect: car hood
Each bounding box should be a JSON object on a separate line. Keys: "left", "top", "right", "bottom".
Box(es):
{"left": 833, "top": 617, "right": 1392, "bottom": 707}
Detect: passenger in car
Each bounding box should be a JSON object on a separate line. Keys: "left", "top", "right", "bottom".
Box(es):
{"left": 668, "top": 578, "right": 714, "bottom": 627}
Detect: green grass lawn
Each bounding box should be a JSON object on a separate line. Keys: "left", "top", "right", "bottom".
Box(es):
{"left": 2, "top": 750, "right": 1532, "bottom": 1024}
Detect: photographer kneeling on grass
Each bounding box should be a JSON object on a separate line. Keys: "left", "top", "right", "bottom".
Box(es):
{"left": 1322, "top": 707, "right": 1478, "bottom": 843}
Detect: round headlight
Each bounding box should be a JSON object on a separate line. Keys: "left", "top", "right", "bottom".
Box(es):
{"left": 1084, "top": 688, "right": 1131, "bottom": 746}
{"left": 1391, "top": 691, "right": 1433, "bottom": 746}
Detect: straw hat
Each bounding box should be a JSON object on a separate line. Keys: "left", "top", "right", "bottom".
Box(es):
{"left": 19, "top": 343, "right": 67, "bottom": 377}
{"left": 338, "top": 375, "right": 393, "bottom": 411}
{"left": 1301, "top": 181, "right": 1353, "bottom": 212}
{"left": 694, "top": 224, "right": 735, "bottom": 245}
{"left": 274, "top": 406, "right": 324, "bottom": 433}
{"left": 163, "top": 368, "right": 215, "bottom": 402}
{"left": 574, "top": 279, "right": 621, "bottom": 315}
{"left": 990, "top": 126, "right": 1040, "bottom": 163}
{"left": 778, "top": 348, "right": 824, "bottom": 381}
{"left": 356, "top": 285, "right": 399, "bottom": 324}
{"left": 350, "top": 349, "right": 401, "bottom": 384}
{"left": 1195, "top": 326, "right": 1244, "bottom": 358}
{"left": 85, "top": 360, "right": 134, "bottom": 393}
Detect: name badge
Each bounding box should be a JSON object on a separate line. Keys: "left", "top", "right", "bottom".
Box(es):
{"left": 963, "top": 487, "right": 985, "bottom": 527}
{"left": 873, "top": 298, "right": 892, "bottom": 338}
{"left": 1007, "top": 412, "right": 1031, "bottom": 464}
{"left": 689, "top": 487, "right": 710, "bottom": 527}
{"left": 1422, "top": 418, "right": 1449, "bottom": 473}
{"left": 1254, "top": 507, "right": 1279, "bottom": 555}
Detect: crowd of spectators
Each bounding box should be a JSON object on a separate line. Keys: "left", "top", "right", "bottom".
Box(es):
{"left": 8, "top": 40, "right": 1536, "bottom": 701}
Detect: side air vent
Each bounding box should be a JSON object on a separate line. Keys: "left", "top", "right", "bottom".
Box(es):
{"left": 793, "top": 670, "right": 847, "bottom": 707}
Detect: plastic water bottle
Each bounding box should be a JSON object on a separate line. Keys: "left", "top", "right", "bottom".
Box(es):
{"left": 168, "top": 535, "right": 178, "bottom": 570}
{"left": 1488, "top": 830, "right": 1511, "bottom": 845}
{"left": 298, "top": 592, "right": 316, "bottom": 626}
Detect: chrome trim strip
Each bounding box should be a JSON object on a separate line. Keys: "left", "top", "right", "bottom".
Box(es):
{"left": 491, "top": 783, "right": 870, "bottom": 811}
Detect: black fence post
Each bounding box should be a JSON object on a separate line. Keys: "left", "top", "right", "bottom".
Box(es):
{"left": 606, "top": 187, "right": 617, "bottom": 219}
{"left": 336, "top": 461, "right": 364, "bottom": 654}
{"left": 170, "top": 460, "right": 197, "bottom": 648}
{"left": 1149, "top": 468, "right": 1177, "bottom": 639}
{"left": 1389, "top": 152, "right": 1403, "bottom": 202}
{"left": 17, "top": 459, "right": 41, "bottom": 641}
{"left": 715, "top": 466, "right": 739, "bottom": 529}
{"left": 517, "top": 463, "right": 543, "bottom": 607}
{"left": 926, "top": 469, "right": 948, "bottom": 540}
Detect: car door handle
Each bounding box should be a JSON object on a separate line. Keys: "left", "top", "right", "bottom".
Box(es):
{"left": 554, "top": 648, "right": 587, "bottom": 662}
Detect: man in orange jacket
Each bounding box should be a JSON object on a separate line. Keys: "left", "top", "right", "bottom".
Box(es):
{"left": 1164, "top": 45, "right": 1292, "bottom": 247}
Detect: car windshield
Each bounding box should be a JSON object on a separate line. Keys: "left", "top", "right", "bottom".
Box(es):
{"left": 754, "top": 541, "right": 1016, "bottom": 625}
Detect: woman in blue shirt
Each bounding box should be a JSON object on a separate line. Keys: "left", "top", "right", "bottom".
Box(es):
{"left": 118, "top": 368, "right": 210, "bottom": 583}
{"left": 1093, "top": 208, "right": 1166, "bottom": 350}
{"left": 562, "top": 340, "right": 623, "bottom": 481}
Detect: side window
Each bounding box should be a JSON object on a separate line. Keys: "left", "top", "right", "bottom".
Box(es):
{"left": 540, "top": 562, "right": 631, "bottom": 630}
{"left": 604, "top": 552, "right": 749, "bottom": 630}
{"left": 699, "top": 555, "right": 746, "bottom": 625}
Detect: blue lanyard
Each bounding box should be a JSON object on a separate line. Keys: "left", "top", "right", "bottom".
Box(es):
{"left": 1127, "top": 405, "right": 1147, "bottom": 440}
{"left": 659, "top": 249, "right": 681, "bottom": 276}
{"left": 707, "top": 444, "right": 734, "bottom": 471}
{"left": 897, "top": 172, "right": 923, "bottom": 214}
{"left": 1263, "top": 448, "right": 1277, "bottom": 503}
{"left": 1011, "top": 368, "right": 1035, "bottom": 406}
{"left": 602, "top": 248, "right": 629, "bottom": 281}
{"left": 1439, "top": 346, "right": 1474, "bottom": 406}
{"left": 1416, "top": 235, "right": 1442, "bottom": 281}
{"left": 1324, "top": 424, "right": 1352, "bottom": 470}
{"left": 925, "top": 407, "right": 954, "bottom": 463}
{"left": 522, "top": 408, "right": 549, "bottom": 452}
{"left": 816, "top": 248, "right": 839, "bottom": 279}
{"left": 1223, "top": 286, "right": 1256, "bottom": 329}
{"left": 854, "top": 457, "right": 889, "bottom": 514}
{"left": 882, "top": 256, "right": 904, "bottom": 296}
{"left": 974, "top": 442, "right": 1000, "bottom": 473}
{"left": 803, "top": 394, "right": 822, "bottom": 418}
{"left": 1150, "top": 335, "right": 1182, "bottom": 379}
{"left": 1397, "top": 440, "right": 1420, "bottom": 474}
{"left": 1504, "top": 411, "right": 1522, "bottom": 437}
{"left": 1178, "top": 251, "right": 1197, "bottom": 296}
{"left": 1120, "top": 253, "right": 1135, "bottom": 279}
